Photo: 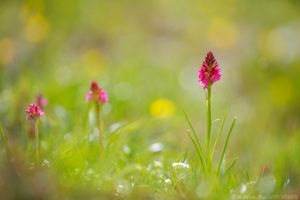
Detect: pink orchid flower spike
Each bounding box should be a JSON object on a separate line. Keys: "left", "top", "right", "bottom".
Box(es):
{"left": 198, "top": 51, "right": 221, "bottom": 89}
{"left": 26, "top": 104, "right": 44, "bottom": 121}
{"left": 86, "top": 81, "right": 108, "bottom": 104}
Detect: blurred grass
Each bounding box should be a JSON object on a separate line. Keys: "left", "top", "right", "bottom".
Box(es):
{"left": 1, "top": 0, "right": 300, "bottom": 199}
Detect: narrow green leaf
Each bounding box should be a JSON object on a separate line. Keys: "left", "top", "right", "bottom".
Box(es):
{"left": 223, "top": 158, "right": 238, "bottom": 176}
{"left": 183, "top": 111, "right": 205, "bottom": 159}
{"left": 183, "top": 111, "right": 207, "bottom": 172}
{"left": 187, "top": 130, "right": 207, "bottom": 174}
{"left": 0, "top": 123, "right": 9, "bottom": 155}
{"left": 211, "top": 112, "right": 228, "bottom": 161}
{"left": 217, "top": 117, "right": 237, "bottom": 176}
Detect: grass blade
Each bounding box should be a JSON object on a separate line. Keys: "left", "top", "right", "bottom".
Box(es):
{"left": 183, "top": 111, "right": 206, "bottom": 168}
{"left": 0, "top": 123, "right": 10, "bottom": 155}
{"left": 217, "top": 117, "right": 237, "bottom": 176}
{"left": 187, "top": 130, "right": 207, "bottom": 174}
{"left": 223, "top": 157, "right": 238, "bottom": 176}
{"left": 183, "top": 111, "right": 205, "bottom": 158}
{"left": 211, "top": 112, "right": 228, "bottom": 161}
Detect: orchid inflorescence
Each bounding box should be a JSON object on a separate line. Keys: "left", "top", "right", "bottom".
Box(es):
{"left": 86, "top": 81, "right": 108, "bottom": 153}
{"left": 25, "top": 102, "right": 44, "bottom": 166}
{"left": 198, "top": 51, "right": 221, "bottom": 89}
{"left": 26, "top": 104, "right": 44, "bottom": 121}
{"left": 86, "top": 81, "right": 108, "bottom": 104}
{"left": 185, "top": 51, "right": 237, "bottom": 178}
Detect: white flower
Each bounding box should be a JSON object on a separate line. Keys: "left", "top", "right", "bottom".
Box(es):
{"left": 149, "top": 142, "right": 164, "bottom": 153}
{"left": 172, "top": 161, "right": 190, "bottom": 169}
{"left": 165, "top": 178, "right": 171, "bottom": 184}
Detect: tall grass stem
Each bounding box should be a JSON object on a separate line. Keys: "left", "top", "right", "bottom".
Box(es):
{"left": 95, "top": 102, "right": 103, "bottom": 154}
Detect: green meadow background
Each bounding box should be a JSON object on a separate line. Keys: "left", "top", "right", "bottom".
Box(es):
{"left": 0, "top": 0, "right": 300, "bottom": 199}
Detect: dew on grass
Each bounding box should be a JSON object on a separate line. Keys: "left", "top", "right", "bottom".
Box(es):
{"left": 149, "top": 142, "right": 164, "bottom": 153}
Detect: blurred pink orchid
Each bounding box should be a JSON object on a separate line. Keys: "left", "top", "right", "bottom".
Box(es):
{"left": 86, "top": 81, "right": 108, "bottom": 104}
{"left": 26, "top": 104, "right": 44, "bottom": 120}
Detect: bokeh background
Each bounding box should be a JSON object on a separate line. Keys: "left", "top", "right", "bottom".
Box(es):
{"left": 1, "top": 0, "right": 300, "bottom": 198}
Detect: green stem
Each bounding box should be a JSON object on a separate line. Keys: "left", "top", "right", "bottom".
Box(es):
{"left": 223, "top": 158, "right": 238, "bottom": 177}
{"left": 35, "top": 120, "right": 39, "bottom": 166}
{"left": 95, "top": 102, "right": 103, "bottom": 153}
{"left": 206, "top": 85, "right": 212, "bottom": 172}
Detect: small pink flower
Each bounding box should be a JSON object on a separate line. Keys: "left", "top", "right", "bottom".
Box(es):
{"left": 86, "top": 81, "right": 108, "bottom": 104}
{"left": 26, "top": 104, "right": 44, "bottom": 120}
{"left": 99, "top": 90, "right": 108, "bottom": 103}
{"left": 198, "top": 51, "right": 221, "bottom": 89}
{"left": 35, "top": 94, "right": 47, "bottom": 108}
